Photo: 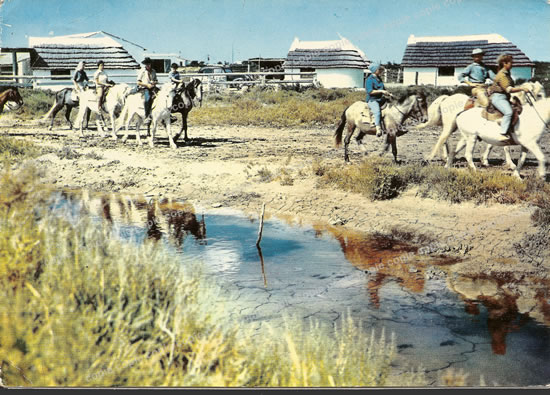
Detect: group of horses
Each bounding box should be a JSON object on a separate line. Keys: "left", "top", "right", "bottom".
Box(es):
{"left": 41, "top": 79, "right": 203, "bottom": 148}
{"left": 1, "top": 78, "right": 550, "bottom": 179}
{"left": 334, "top": 81, "right": 550, "bottom": 179}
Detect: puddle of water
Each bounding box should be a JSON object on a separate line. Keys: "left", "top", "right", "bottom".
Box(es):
{"left": 55, "top": 190, "right": 550, "bottom": 386}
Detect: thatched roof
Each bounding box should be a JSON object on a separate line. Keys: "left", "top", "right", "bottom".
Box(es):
{"left": 29, "top": 31, "right": 142, "bottom": 70}
{"left": 283, "top": 37, "right": 370, "bottom": 70}
{"left": 402, "top": 34, "right": 534, "bottom": 68}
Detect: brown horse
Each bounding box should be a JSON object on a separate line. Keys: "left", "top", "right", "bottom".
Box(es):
{"left": 0, "top": 87, "right": 24, "bottom": 114}
{"left": 334, "top": 92, "right": 427, "bottom": 163}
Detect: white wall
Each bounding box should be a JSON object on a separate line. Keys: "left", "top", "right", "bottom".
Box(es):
{"left": 403, "top": 67, "right": 437, "bottom": 86}
{"left": 405, "top": 66, "right": 534, "bottom": 87}
{"left": 317, "top": 68, "right": 364, "bottom": 88}
{"left": 285, "top": 67, "right": 364, "bottom": 88}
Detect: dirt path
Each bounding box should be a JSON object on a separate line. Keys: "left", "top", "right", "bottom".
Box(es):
{"left": 3, "top": 118, "right": 550, "bottom": 279}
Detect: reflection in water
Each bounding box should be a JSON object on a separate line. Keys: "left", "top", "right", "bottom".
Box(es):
{"left": 312, "top": 224, "right": 458, "bottom": 307}
{"left": 61, "top": 190, "right": 207, "bottom": 248}
{"left": 256, "top": 246, "right": 268, "bottom": 288}
{"left": 449, "top": 274, "right": 550, "bottom": 355}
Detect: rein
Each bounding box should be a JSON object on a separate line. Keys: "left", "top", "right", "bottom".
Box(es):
{"left": 525, "top": 92, "right": 550, "bottom": 129}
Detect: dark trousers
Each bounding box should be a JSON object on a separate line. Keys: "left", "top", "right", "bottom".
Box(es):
{"left": 144, "top": 88, "right": 153, "bottom": 118}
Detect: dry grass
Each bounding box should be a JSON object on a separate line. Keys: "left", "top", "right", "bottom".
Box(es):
{"left": 0, "top": 166, "right": 426, "bottom": 387}
{"left": 317, "top": 157, "right": 550, "bottom": 205}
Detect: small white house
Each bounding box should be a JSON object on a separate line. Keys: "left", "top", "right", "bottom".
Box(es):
{"left": 283, "top": 36, "right": 370, "bottom": 89}
{"left": 29, "top": 31, "right": 146, "bottom": 90}
{"left": 401, "top": 34, "right": 534, "bottom": 86}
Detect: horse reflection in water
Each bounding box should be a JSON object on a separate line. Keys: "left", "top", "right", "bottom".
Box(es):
{"left": 449, "top": 274, "right": 550, "bottom": 355}
{"left": 313, "top": 224, "right": 550, "bottom": 355}
{"left": 62, "top": 190, "right": 206, "bottom": 248}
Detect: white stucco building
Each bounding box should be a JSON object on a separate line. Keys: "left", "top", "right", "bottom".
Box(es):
{"left": 401, "top": 34, "right": 534, "bottom": 87}
{"left": 283, "top": 36, "right": 370, "bottom": 89}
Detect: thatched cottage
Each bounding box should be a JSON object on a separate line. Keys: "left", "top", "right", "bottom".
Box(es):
{"left": 283, "top": 36, "right": 370, "bottom": 89}
{"left": 401, "top": 34, "right": 534, "bottom": 86}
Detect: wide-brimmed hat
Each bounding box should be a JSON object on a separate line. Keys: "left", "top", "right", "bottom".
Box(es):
{"left": 471, "top": 48, "right": 485, "bottom": 56}
{"left": 142, "top": 57, "right": 152, "bottom": 65}
{"left": 170, "top": 63, "right": 179, "bottom": 69}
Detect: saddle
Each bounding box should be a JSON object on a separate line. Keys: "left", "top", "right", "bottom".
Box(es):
{"left": 359, "top": 101, "right": 389, "bottom": 126}
{"left": 480, "top": 97, "right": 522, "bottom": 134}
{"left": 464, "top": 86, "right": 490, "bottom": 110}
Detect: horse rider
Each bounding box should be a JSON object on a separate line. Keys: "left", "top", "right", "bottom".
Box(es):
{"left": 72, "top": 61, "right": 88, "bottom": 93}
{"left": 137, "top": 57, "right": 158, "bottom": 125}
{"left": 366, "top": 62, "right": 392, "bottom": 137}
{"left": 489, "top": 54, "right": 530, "bottom": 135}
{"left": 94, "top": 60, "right": 114, "bottom": 111}
{"left": 169, "top": 63, "right": 184, "bottom": 88}
{"left": 458, "top": 48, "right": 496, "bottom": 107}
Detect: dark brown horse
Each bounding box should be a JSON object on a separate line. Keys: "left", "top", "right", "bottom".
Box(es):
{"left": 0, "top": 87, "right": 24, "bottom": 114}
{"left": 41, "top": 88, "right": 90, "bottom": 130}
{"left": 169, "top": 79, "right": 202, "bottom": 142}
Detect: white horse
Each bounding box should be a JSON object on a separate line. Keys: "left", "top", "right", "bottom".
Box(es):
{"left": 75, "top": 84, "right": 132, "bottom": 139}
{"left": 419, "top": 81, "right": 546, "bottom": 163}
{"left": 449, "top": 98, "right": 550, "bottom": 179}
{"left": 118, "top": 83, "right": 177, "bottom": 149}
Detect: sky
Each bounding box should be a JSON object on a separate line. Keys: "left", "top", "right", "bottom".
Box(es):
{"left": 0, "top": 0, "right": 549, "bottom": 64}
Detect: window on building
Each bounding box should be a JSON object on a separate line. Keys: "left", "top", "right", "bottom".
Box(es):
{"left": 438, "top": 67, "right": 454, "bottom": 77}
{"left": 151, "top": 59, "right": 167, "bottom": 74}
{"left": 300, "top": 68, "right": 315, "bottom": 73}
{"left": 51, "top": 69, "right": 71, "bottom": 79}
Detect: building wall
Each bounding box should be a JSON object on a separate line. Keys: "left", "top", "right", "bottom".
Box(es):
{"left": 404, "top": 66, "right": 533, "bottom": 86}
{"left": 285, "top": 67, "right": 364, "bottom": 88}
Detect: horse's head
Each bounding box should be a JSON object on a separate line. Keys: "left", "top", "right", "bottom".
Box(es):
{"left": 413, "top": 91, "right": 428, "bottom": 124}
{"left": 5, "top": 88, "right": 24, "bottom": 111}
{"left": 186, "top": 79, "right": 202, "bottom": 108}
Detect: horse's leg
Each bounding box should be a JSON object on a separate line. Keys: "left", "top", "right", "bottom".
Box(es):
{"left": 355, "top": 130, "right": 368, "bottom": 155}
{"left": 427, "top": 120, "right": 457, "bottom": 161}
{"left": 521, "top": 141, "right": 547, "bottom": 179}
{"left": 173, "top": 111, "right": 184, "bottom": 142}
{"left": 148, "top": 121, "right": 156, "bottom": 148}
{"left": 481, "top": 144, "right": 493, "bottom": 167}
{"left": 136, "top": 118, "right": 143, "bottom": 147}
{"left": 378, "top": 133, "right": 390, "bottom": 157}
{"left": 64, "top": 105, "right": 74, "bottom": 130}
{"left": 165, "top": 117, "right": 177, "bottom": 149}
{"left": 109, "top": 110, "right": 118, "bottom": 140}
{"left": 513, "top": 147, "right": 528, "bottom": 179}
{"left": 464, "top": 135, "right": 478, "bottom": 172}
{"left": 182, "top": 112, "right": 189, "bottom": 141}
{"left": 389, "top": 132, "right": 398, "bottom": 163}
{"left": 446, "top": 135, "right": 467, "bottom": 168}
{"left": 343, "top": 122, "right": 355, "bottom": 162}
{"left": 500, "top": 146, "right": 517, "bottom": 171}
{"left": 77, "top": 107, "right": 87, "bottom": 138}
{"left": 48, "top": 102, "right": 65, "bottom": 130}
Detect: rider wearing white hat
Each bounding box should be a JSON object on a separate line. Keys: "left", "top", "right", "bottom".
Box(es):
{"left": 458, "top": 48, "right": 496, "bottom": 107}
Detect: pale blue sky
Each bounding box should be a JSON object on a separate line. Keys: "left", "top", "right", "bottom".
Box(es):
{"left": 1, "top": 0, "right": 549, "bottom": 63}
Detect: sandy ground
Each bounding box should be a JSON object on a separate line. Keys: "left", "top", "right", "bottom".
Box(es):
{"left": 2, "top": 115, "right": 550, "bottom": 280}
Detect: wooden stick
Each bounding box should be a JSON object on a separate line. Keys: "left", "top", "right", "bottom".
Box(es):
{"left": 256, "top": 203, "right": 266, "bottom": 247}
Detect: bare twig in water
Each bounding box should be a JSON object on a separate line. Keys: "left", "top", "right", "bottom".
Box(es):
{"left": 256, "top": 203, "right": 266, "bottom": 247}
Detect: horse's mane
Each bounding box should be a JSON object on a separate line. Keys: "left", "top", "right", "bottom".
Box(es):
{"left": 0, "top": 86, "right": 18, "bottom": 93}
{"left": 395, "top": 89, "right": 425, "bottom": 104}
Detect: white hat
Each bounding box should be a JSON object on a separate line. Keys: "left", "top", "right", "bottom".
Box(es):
{"left": 472, "top": 48, "right": 485, "bottom": 56}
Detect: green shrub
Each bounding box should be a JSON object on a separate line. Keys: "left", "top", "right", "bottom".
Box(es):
{"left": 0, "top": 136, "right": 40, "bottom": 164}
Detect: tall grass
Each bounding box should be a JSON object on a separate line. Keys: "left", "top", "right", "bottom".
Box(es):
{"left": 317, "top": 157, "right": 550, "bottom": 204}
{"left": 0, "top": 166, "right": 424, "bottom": 387}
{"left": 0, "top": 137, "right": 40, "bottom": 165}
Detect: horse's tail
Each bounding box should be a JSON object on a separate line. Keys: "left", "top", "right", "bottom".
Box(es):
{"left": 414, "top": 95, "right": 448, "bottom": 130}
{"left": 334, "top": 107, "right": 349, "bottom": 147}
{"left": 41, "top": 89, "right": 66, "bottom": 120}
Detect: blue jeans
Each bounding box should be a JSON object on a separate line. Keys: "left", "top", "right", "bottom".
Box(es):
{"left": 491, "top": 93, "right": 513, "bottom": 134}
{"left": 367, "top": 100, "right": 382, "bottom": 126}
{"left": 143, "top": 89, "right": 153, "bottom": 118}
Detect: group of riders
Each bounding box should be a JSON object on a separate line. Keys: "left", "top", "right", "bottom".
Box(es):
{"left": 71, "top": 57, "right": 184, "bottom": 125}
{"left": 365, "top": 48, "right": 532, "bottom": 137}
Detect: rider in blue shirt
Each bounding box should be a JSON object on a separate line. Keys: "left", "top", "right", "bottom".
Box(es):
{"left": 458, "top": 48, "right": 496, "bottom": 107}
{"left": 366, "top": 63, "right": 390, "bottom": 137}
